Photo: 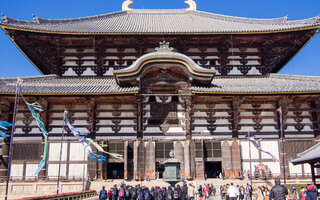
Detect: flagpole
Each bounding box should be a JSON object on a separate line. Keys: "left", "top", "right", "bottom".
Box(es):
{"left": 5, "top": 78, "right": 21, "bottom": 200}
{"left": 279, "top": 107, "right": 286, "bottom": 184}
{"left": 57, "top": 110, "right": 67, "bottom": 194}
{"left": 248, "top": 130, "right": 252, "bottom": 186}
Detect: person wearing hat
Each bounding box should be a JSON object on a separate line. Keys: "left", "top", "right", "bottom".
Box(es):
{"left": 306, "top": 184, "right": 317, "bottom": 200}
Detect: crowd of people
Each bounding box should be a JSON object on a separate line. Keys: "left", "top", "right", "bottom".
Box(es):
{"left": 98, "top": 178, "right": 318, "bottom": 200}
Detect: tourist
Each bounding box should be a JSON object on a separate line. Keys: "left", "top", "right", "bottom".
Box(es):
{"left": 198, "top": 185, "right": 203, "bottom": 200}
{"left": 264, "top": 188, "right": 270, "bottom": 200}
{"left": 144, "top": 187, "right": 151, "bottom": 200}
{"left": 203, "top": 184, "right": 209, "bottom": 200}
{"left": 298, "top": 187, "right": 306, "bottom": 200}
{"left": 220, "top": 185, "right": 226, "bottom": 200}
{"left": 188, "top": 184, "right": 195, "bottom": 200}
{"left": 138, "top": 186, "right": 144, "bottom": 200}
{"left": 306, "top": 184, "right": 317, "bottom": 200}
{"left": 257, "top": 186, "right": 264, "bottom": 200}
{"left": 270, "top": 178, "right": 288, "bottom": 200}
{"left": 289, "top": 185, "right": 297, "bottom": 200}
{"left": 112, "top": 185, "right": 118, "bottom": 200}
{"left": 125, "top": 186, "right": 132, "bottom": 200}
{"left": 245, "top": 183, "right": 252, "bottom": 200}
{"left": 100, "top": 186, "right": 107, "bottom": 200}
{"left": 167, "top": 186, "right": 174, "bottom": 200}
{"left": 150, "top": 187, "right": 155, "bottom": 200}
{"left": 107, "top": 188, "right": 112, "bottom": 200}
{"left": 239, "top": 186, "right": 245, "bottom": 200}
{"left": 228, "top": 183, "right": 239, "bottom": 200}
{"left": 119, "top": 185, "right": 125, "bottom": 200}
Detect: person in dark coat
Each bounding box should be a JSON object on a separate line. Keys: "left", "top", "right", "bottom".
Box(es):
{"left": 306, "top": 185, "right": 318, "bottom": 200}
{"left": 99, "top": 186, "right": 107, "bottom": 200}
{"left": 270, "top": 178, "right": 288, "bottom": 200}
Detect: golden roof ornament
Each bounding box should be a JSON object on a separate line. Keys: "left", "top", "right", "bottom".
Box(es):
{"left": 155, "top": 41, "right": 174, "bottom": 52}
{"left": 185, "top": 0, "right": 197, "bottom": 11}
{"left": 122, "top": 0, "right": 134, "bottom": 11}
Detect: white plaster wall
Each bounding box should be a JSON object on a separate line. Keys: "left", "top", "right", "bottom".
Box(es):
{"left": 216, "top": 119, "right": 229, "bottom": 124}
{"left": 260, "top": 126, "right": 277, "bottom": 132}
{"left": 120, "top": 112, "right": 135, "bottom": 117}
{"left": 264, "top": 162, "right": 281, "bottom": 174}
{"left": 228, "top": 67, "right": 242, "bottom": 75}
{"left": 144, "top": 127, "right": 161, "bottom": 133}
{"left": 289, "top": 163, "right": 302, "bottom": 175}
{"left": 119, "top": 120, "right": 135, "bottom": 125}
{"left": 239, "top": 119, "right": 254, "bottom": 124}
{"left": 82, "top": 68, "right": 95, "bottom": 76}
{"left": 49, "top": 127, "right": 64, "bottom": 133}
{"left": 47, "top": 164, "right": 66, "bottom": 179}
{"left": 242, "top": 162, "right": 259, "bottom": 172}
{"left": 69, "top": 164, "right": 87, "bottom": 178}
{"left": 25, "top": 164, "right": 39, "bottom": 179}
{"left": 215, "top": 104, "right": 230, "bottom": 109}
{"left": 63, "top": 68, "right": 77, "bottom": 76}
{"left": 49, "top": 143, "right": 67, "bottom": 161}
{"left": 215, "top": 112, "right": 229, "bottom": 117}
{"left": 97, "top": 112, "right": 113, "bottom": 117}
{"left": 72, "top": 120, "right": 89, "bottom": 126}
{"left": 304, "top": 164, "right": 311, "bottom": 175}
{"left": 215, "top": 127, "right": 231, "bottom": 132}
{"left": 193, "top": 119, "right": 207, "bottom": 124}
{"left": 240, "top": 141, "right": 259, "bottom": 159}
{"left": 240, "top": 112, "right": 254, "bottom": 117}
{"left": 260, "top": 141, "right": 279, "bottom": 160}
{"left": 260, "top": 111, "right": 274, "bottom": 116}
{"left": 119, "top": 127, "right": 135, "bottom": 133}
{"left": 50, "top": 120, "right": 64, "bottom": 126}
{"left": 247, "top": 67, "right": 261, "bottom": 75}
{"left": 193, "top": 104, "right": 207, "bottom": 109}
{"left": 239, "top": 126, "right": 255, "bottom": 132}
{"left": 69, "top": 143, "right": 87, "bottom": 161}
{"left": 167, "top": 127, "right": 184, "bottom": 133}
{"left": 192, "top": 111, "right": 207, "bottom": 117}
{"left": 11, "top": 164, "right": 23, "bottom": 179}
{"left": 193, "top": 127, "right": 209, "bottom": 133}
{"left": 96, "top": 127, "right": 113, "bottom": 133}
{"left": 98, "top": 105, "right": 113, "bottom": 109}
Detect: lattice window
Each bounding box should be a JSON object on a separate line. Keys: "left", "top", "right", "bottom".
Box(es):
{"left": 204, "top": 142, "right": 221, "bottom": 158}
{"left": 155, "top": 142, "right": 173, "bottom": 159}
{"left": 195, "top": 142, "right": 203, "bottom": 158}
{"left": 12, "top": 143, "right": 41, "bottom": 160}
{"left": 108, "top": 143, "right": 125, "bottom": 157}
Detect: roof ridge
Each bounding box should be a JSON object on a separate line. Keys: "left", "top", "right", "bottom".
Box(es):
{"left": 270, "top": 73, "right": 320, "bottom": 80}
{"left": 0, "top": 74, "right": 57, "bottom": 81}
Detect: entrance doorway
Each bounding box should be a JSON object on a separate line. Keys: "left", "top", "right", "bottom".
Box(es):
{"left": 156, "top": 162, "right": 165, "bottom": 179}
{"left": 107, "top": 163, "right": 124, "bottom": 179}
{"left": 205, "top": 161, "right": 222, "bottom": 178}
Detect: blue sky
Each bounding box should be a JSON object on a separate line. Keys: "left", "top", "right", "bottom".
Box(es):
{"left": 0, "top": 0, "right": 319, "bottom": 77}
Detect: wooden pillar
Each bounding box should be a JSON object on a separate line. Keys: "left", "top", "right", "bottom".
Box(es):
{"left": 231, "top": 140, "right": 242, "bottom": 178}
{"left": 182, "top": 96, "right": 192, "bottom": 136}
{"left": 124, "top": 141, "right": 128, "bottom": 180}
{"left": 0, "top": 97, "right": 11, "bottom": 178}
{"left": 145, "top": 141, "right": 155, "bottom": 179}
{"left": 133, "top": 140, "right": 139, "bottom": 180}
{"left": 311, "top": 163, "right": 316, "bottom": 184}
{"left": 311, "top": 100, "right": 320, "bottom": 138}
{"left": 174, "top": 141, "right": 184, "bottom": 178}
{"left": 190, "top": 140, "right": 196, "bottom": 180}
{"left": 184, "top": 140, "right": 191, "bottom": 179}
{"left": 222, "top": 141, "right": 232, "bottom": 178}
{"left": 230, "top": 97, "right": 243, "bottom": 138}
{"left": 136, "top": 96, "right": 144, "bottom": 139}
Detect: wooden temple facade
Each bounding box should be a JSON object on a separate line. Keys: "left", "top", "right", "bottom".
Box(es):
{"left": 0, "top": 0, "right": 320, "bottom": 180}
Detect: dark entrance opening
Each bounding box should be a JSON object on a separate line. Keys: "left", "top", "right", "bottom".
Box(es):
{"left": 205, "top": 161, "right": 222, "bottom": 178}
{"left": 107, "top": 163, "right": 124, "bottom": 179}
{"left": 156, "top": 162, "right": 165, "bottom": 179}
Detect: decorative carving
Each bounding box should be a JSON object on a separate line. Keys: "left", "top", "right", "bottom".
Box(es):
{"left": 155, "top": 41, "right": 174, "bottom": 52}
{"left": 122, "top": 0, "right": 134, "bottom": 11}
{"left": 185, "top": 0, "right": 197, "bottom": 11}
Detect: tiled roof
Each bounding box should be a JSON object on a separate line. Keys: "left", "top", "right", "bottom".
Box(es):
{"left": 291, "top": 142, "right": 320, "bottom": 165}
{"left": 1, "top": 9, "right": 320, "bottom": 34}
{"left": 191, "top": 74, "right": 320, "bottom": 94}
{"left": 0, "top": 74, "right": 320, "bottom": 95}
{"left": 0, "top": 75, "right": 139, "bottom": 95}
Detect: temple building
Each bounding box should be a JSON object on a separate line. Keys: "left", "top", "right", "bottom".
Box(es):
{"left": 0, "top": 0, "right": 320, "bottom": 181}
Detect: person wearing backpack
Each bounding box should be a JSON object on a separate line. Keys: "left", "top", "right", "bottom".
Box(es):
{"left": 125, "top": 186, "right": 132, "bottom": 200}
{"left": 138, "top": 187, "right": 144, "bottom": 200}
{"left": 119, "top": 185, "right": 125, "bottom": 200}
{"left": 107, "top": 189, "right": 112, "bottom": 200}
{"left": 150, "top": 187, "right": 155, "bottom": 200}
{"left": 167, "top": 187, "right": 174, "bottom": 200}
{"left": 144, "top": 187, "right": 151, "bottom": 200}
{"left": 173, "top": 188, "right": 179, "bottom": 200}
{"left": 100, "top": 186, "right": 107, "bottom": 200}
{"left": 112, "top": 186, "right": 118, "bottom": 200}
{"left": 132, "top": 186, "right": 138, "bottom": 200}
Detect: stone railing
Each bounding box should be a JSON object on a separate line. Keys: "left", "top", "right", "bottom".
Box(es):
{"left": 14, "top": 190, "right": 97, "bottom": 200}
